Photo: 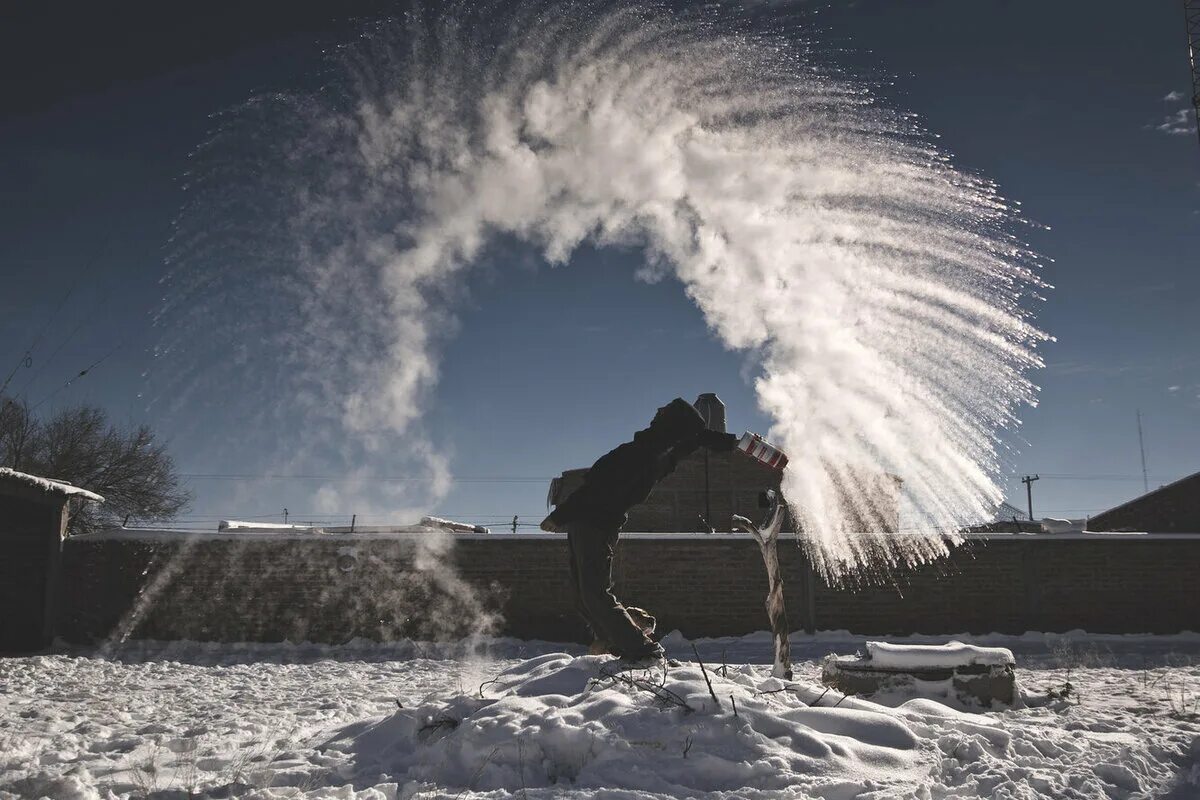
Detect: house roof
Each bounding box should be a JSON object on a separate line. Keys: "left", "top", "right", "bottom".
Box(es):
{"left": 1088, "top": 469, "right": 1200, "bottom": 531}
{"left": 0, "top": 468, "right": 105, "bottom": 503}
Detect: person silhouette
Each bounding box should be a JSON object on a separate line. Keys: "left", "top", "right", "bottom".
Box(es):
{"left": 541, "top": 398, "right": 737, "bottom": 660}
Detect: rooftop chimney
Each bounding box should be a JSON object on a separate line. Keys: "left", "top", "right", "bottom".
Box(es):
{"left": 693, "top": 393, "right": 726, "bottom": 433}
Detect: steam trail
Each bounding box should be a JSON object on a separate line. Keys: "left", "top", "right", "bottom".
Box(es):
{"left": 162, "top": 1, "right": 1047, "bottom": 576}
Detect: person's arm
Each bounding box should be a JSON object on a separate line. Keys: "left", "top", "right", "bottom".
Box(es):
{"left": 540, "top": 453, "right": 621, "bottom": 531}
{"left": 542, "top": 487, "right": 587, "bottom": 531}
{"left": 652, "top": 430, "right": 737, "bottom": 484}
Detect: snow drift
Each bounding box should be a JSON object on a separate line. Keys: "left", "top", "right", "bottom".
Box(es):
{"left": 323, "top": 652, "right": 933, "bottom": 795}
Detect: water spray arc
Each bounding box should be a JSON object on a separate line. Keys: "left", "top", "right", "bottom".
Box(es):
{"left": 162, "top": 1, "right": 1048, "bottom": 577}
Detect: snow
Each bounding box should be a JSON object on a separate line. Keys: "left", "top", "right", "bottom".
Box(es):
{"left": 323, "top": 653, "right": 926, "bottom": 796}
{"left": 418, "top": 516, "right": 490, "bottom": 534}
{"left": 862, "top": 641, "right": 1015, "bottom": 670}
{"left": 218, "top": 520, "right": 321, "bottom": 531}
{"left": 79, "top": 526, "right": 440, "bottom": 541}
{"left": 1038, "top": 518, "right": 1084, "bottom": 534}
{"left": 0, "top": 467, "right": 104, "bottom": 503}
{"left": 67, "top": 525, "right": 1200, "bottom": 542}
{"left": 3, "top": 632, "right": 1200, "bottom": 799}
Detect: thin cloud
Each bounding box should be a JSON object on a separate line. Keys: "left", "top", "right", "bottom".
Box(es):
{"left": 1155, "top": 108, "right": 1197, "bottom": 136}
{"left": 1046, "top": 354, "right": 1200, "bottom": 378}
{"left": 1151, "top": 90, "right": 1196, "bottom": 136}
{"left": 1045, "top": 360, "right": 1134, "bottom": 377}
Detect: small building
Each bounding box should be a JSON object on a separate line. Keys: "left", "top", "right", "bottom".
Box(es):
{"left": 1088, "top": 470, "right": 1200, "bottom": 533}
{"left": 547, "top": 395, "right": 900, "bottom": 533}
{"left": 0, "top": 468, "right": 103, "bottom": 653}
{"left": 963, "top": 502, "right": 1044, "bottom": 534}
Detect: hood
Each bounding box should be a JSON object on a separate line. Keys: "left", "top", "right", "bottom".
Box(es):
{"left": 635, "top": 398, "right": 706, "bottom": 448}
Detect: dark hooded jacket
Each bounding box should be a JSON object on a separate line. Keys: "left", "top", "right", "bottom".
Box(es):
{"left": 548, "top": 398, "right": 737, "bottom": 529}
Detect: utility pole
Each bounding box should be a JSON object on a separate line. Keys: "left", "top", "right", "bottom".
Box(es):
{"left": 1136, "top": 409, "right": 1149, "bottom": 494}
{"left": 1021, "top": 475, "right": 1040, "bottom": 522}
{"left": 1186, "top": 0, "right": 1200, "bottom": 150}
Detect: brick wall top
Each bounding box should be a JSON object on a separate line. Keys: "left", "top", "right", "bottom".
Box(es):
{"left": 73, "top": 528, "right": 1200, "bottom": 543}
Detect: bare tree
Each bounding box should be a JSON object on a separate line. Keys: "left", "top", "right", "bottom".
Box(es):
{"left": 0, "top": 395, "right": 39, "bottom": 467}
{"left": 1, "top": 396, "right": 190, "bottom": 533}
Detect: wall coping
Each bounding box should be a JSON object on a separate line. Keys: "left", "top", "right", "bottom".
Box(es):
{"left": 70, "top": 527, "right": 1200, "bottom": 543}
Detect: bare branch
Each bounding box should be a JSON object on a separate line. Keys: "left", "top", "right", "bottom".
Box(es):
{"left": 691, "top": 644, "right": 721, "bottom": 708}
{"left": 0, "top": 394, "right": 191, "bottom": 532}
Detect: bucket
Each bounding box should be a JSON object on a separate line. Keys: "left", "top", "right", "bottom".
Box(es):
{"left": 737, "top": 432, "right": 788, "bottom": 470}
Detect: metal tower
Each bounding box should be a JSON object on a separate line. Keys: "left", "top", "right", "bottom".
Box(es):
{"left": 1187, "top": 0, "right": 1200, "bottom": 148}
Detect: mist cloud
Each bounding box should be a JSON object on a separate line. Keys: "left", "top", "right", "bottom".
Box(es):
{"left": 164, "top": 2, "right": 1047, "bottom": 575}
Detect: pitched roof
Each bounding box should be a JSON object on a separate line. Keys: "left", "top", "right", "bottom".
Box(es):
{"left": 1088, "top": 469, "right": 1200, "bottom": 531}
{"left": 0, "top": 468, "right": 105, "bottom": 503}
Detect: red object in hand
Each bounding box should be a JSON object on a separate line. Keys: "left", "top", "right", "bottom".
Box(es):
{"left": 736, "top": 432, "right": 788, "bottom": 470}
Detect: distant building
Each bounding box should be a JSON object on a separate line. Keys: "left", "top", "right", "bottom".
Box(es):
{"left": 547, "top": 395, "right": 901, "bottom": 533}
{"left": 963, "top": 502, "right": 1044, "bottom": 534}
{"left": 1087, "top": 470, "right": 1200, "bottom": 533}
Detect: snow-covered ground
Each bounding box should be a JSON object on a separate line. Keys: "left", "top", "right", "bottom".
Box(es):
{"left": 3, "top": 632, "right": 1200, "bottom": 799}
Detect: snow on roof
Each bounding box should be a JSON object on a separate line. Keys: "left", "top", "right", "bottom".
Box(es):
{"left": 0, "top": 467, "right": 104, "bottom": 503}
{"left": 211, "top": 517, "right": 490, "bottom": 534}
{"left": 420, "top": 515, "right": 490, "bottom": 534}
{"left": 218, "top": 520, "right": 323, "bottom": 532}
{"left": 1039, "top": 517, "right": 1085, "bottom": 534}
{"left": 82, "top": 524, "right": 451, "bottom": 541}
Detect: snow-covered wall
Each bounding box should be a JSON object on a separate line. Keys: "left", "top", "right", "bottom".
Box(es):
{"left": 49, "top": 533, "right": 1200, "bottom": 645}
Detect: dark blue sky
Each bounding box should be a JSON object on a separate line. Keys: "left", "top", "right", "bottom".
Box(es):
{"left": 1, "top": 1, "right": 1197, "bottom": 527}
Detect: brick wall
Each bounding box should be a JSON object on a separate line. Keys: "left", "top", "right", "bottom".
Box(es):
{"left": 57, "top": 536, "right": 510, "bottom": 644}
{"left": 52, "top": 531, "right": 1200, "bottom": 645}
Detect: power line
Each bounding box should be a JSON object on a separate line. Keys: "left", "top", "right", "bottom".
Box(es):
{"left": 12, "top": 269, "right": 118, "bottom": 398}
{"left": 179, "top": 473, "right": 554, "bottom": 483}
{"left": 12, "top": 316, "right": 94, "bottom": 397}
{"left": 176, "top": 471, "right": 1183, "bottom": 483}
{"left": 1030, "top": 474, "right": 1175, "bottom": 482}
{"left": 28, "top": 326, "right": 140, "bottom": 412}
{"left": 0, "top": 241, "right": 109, "bottom": 397}
{"left": 166, "top": 512, "right": 551, "bottom": 520}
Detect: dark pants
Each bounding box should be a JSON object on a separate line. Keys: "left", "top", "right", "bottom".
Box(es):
{"left": 566, "top": 522, "right": 655, "bottom": 658}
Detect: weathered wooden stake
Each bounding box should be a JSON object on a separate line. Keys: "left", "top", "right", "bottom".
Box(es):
{"left": 732, "top": 492, "right": 792, "bottom": 680}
